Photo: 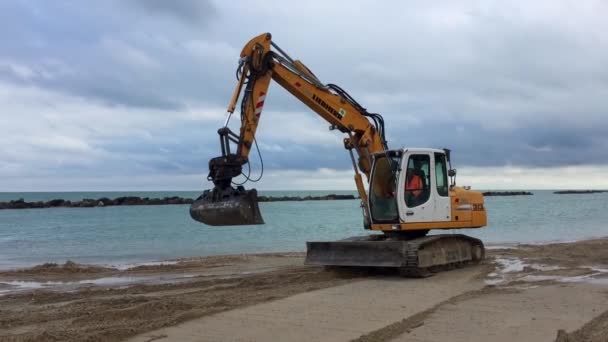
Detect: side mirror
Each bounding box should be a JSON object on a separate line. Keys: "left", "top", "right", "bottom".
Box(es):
{"left": 448, "top": 169, "right": 457, "bottom": 187}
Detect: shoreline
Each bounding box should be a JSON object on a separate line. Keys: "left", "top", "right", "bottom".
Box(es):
{"left": 1, "top": 236, "right": 607, "bottom": 289}
{"left": 2, "top": 234, "right": 607, "bottom": 273}
{"left": 1, "top": 237, "right": 608, "bottom": 341}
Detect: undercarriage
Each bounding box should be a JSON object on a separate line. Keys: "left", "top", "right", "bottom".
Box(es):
{"left": 305, "top": 234, "right": 485, "bottom": 276}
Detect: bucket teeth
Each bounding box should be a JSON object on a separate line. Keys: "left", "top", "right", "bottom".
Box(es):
{"left": 190, "top": 188, "right": 264, "bottom": 226}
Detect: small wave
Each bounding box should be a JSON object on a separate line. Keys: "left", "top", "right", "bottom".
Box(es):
{"left": 485, "top": 244, "right": 518, "bottom": 250}
{"left": 0, "top": 273, "right": 198, "bottom": 295}
{"left": 0, "top": 236, "right": 18, "bottom": 243}
{"left": 106, "top": 260, "right": 179, "bottom": 271}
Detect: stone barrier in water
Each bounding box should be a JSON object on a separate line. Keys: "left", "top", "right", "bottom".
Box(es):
{"left": 481, "top": 191, "right": 533, "bottom": 196}
{"left": 0, "top": 196, "right": 194, "bottom": 209}
{"left": 0, "top": 194, "right": 357, "bottom": 209}
{"left": 257, "top": 194, "right": 356, "bottom": 202}
{"left": 553, "top": 190, "right": 607, "bottom": 194}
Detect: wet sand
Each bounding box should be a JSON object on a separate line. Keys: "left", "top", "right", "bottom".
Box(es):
{"left": 1, "top": 239, "right": 608, "bottom": 341}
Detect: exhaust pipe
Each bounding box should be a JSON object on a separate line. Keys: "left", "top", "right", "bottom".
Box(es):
{"left": 190, "top": 186, "right": 264, "bottom": 226}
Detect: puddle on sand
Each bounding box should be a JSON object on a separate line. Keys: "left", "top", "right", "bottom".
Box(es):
{"left": 521, "top": 272, "right": 608, "bottom": 285}
{"left": 494, "top": 258, "right": 527, "bottom": 273}
{"left": 0, "top": 273, "right": 198, "bottom": 296}
{"left": 486, "top": 257, "right": 608, "bottom": 286}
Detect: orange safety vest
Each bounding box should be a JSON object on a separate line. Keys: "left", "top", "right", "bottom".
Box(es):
{"left": 406, "top": 174, "right": 423, "bottom": 198}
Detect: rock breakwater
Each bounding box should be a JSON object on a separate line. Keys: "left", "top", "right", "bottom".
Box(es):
{"left": 0, "top": 194, "right": 358, "bottom": 209}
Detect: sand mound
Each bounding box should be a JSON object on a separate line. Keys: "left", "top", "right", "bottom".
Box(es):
{"left": 555, "top": 310, "right": 608, "bottom": 342}
{"left": 494, "top": 238, "right": 608, "bottom": 267}
{"left": 0, "top": 264, "right": 357, "bottom": 342}
{"left": 9, "top": 260, "right": 112, "bottom": 275}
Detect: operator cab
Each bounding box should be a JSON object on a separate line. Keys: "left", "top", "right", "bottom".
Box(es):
{"left": 368, "top": 148, "right": 452, "bottom": 227}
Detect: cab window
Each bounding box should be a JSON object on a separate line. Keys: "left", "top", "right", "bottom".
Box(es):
{"left": 369, "top": 154, "right": 401, "bottom": 222}
{"left": 405, "top": 154, "right": 430, "bottom": 207}
{"left": 434, "top": 153, "right": 449, "bottom": 197}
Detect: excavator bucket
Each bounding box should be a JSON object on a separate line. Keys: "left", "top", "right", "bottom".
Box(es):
{"left": 190, "top": 187, "right": 264, "bottom": 226}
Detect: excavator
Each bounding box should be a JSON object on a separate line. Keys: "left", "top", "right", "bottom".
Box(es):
{"left": 190, "top": 33, "right": 487, "bottom": 275}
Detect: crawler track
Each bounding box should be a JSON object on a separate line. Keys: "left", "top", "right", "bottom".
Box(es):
{"left": 305, "top": 234, "right": 484, "bottom": 276}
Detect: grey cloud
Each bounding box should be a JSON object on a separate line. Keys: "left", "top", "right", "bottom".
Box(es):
{"left": 387, "top": 119, "right": 608, "bottom": 168}
{"left": 2, "top": 0, "right": 608, "bottom": 191}
{"left": 64, "top": 82, "right": 185, "bottom": 110}
{"left": 0, "top": 1, "right": 230, "bottom": 110}
{"left": 129, "top": 0, "right": 216, "bottom": 24}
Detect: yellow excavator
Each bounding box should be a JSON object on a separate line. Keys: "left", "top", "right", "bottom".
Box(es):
{"left": 191, "top": 33, "right": 487, "bottom": 275}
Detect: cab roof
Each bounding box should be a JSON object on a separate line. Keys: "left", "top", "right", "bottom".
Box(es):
{"left": 372, "top": 148, "right": 447, "bottom": 156}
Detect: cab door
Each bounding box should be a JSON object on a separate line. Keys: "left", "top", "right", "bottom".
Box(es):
{"left": 432, "top": 152, "right": 451, "bottom": 222}
{"left": 398, "top": 151, "right": 435, "bottom": 222}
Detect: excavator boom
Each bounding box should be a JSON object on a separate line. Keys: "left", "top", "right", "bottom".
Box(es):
{"left": 191, "top": 33, "right": 385, "bottom": 226}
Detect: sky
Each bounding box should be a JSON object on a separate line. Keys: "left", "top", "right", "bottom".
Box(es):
{"left": 1, "top": 0, "right": 607, "bottom": 191}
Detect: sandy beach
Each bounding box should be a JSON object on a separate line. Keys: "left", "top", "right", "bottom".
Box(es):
{"left": 1, "top": 238, "right": 608, "bottom": 342}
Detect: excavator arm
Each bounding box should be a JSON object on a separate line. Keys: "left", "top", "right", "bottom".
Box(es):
{"left": 192, "top": 33, "right": 388, "bottom": 226}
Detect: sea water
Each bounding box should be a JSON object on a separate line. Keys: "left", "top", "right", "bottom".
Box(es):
{"left": 0, "top": 190, "right": 607, "bottom": 270}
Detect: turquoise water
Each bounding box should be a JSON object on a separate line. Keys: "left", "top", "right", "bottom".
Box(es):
{"left": 1, "top": 190, "right": 607, "bottom": 269}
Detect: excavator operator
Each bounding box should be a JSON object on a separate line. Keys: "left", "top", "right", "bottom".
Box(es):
{"left": 405, "top": 159, "right": 427, "bottom": 207}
